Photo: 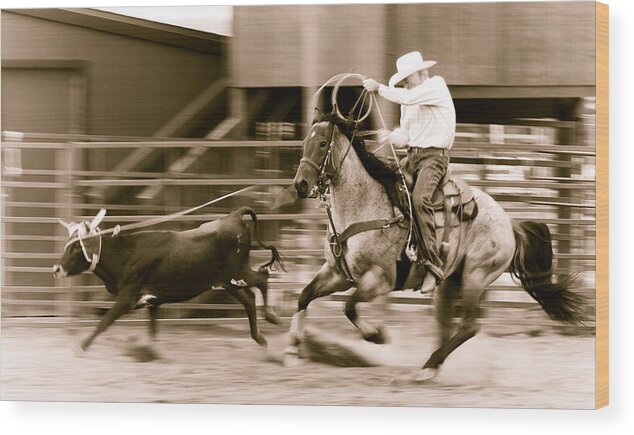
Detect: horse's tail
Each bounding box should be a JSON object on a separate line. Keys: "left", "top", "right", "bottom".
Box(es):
{"left": 236, "top": 207, "right": 286, "bottom": 272}
{"left": 510, "top": 221, "right": 585, "bottom": 323}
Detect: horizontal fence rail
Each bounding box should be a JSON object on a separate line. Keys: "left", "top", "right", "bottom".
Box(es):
{"left": 2, "top": 123, "right": 596, "bottom": 329}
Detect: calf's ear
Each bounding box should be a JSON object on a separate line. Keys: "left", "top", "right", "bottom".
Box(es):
{"left": 90, "top": 208, "right": 107, "bottom": 229}
{"left": 58, "top": 219, "right": 73, "bottom": 235}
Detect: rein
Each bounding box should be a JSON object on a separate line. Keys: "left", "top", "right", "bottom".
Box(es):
{"left": 299, "top": 121, "right": 358, "bottom": 284}
{"left": 368, "top": 92, "right": 416, "bottom": 254}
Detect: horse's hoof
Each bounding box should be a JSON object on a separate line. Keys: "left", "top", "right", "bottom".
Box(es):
{"left": 362, "top": 326, "right": 388, "bottom": 344}
{"left": 283, "top": 354, "right": 304, "bottom": 368}
{"left": 414, "top": 368, "right": 438, "bottom": 383}
{"left": 390, "top": 368, "right": 438, "bottom": 386}
{"left": 283, "top": 346, "right": 303, "bottom": 367}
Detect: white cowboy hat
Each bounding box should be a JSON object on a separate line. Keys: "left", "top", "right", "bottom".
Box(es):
{"left": 388, "top": 51, "right": 437, "bottom": 88}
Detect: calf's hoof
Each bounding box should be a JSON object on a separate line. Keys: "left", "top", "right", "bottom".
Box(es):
{"left": 254, "top": 334, "right": 268, "bottom": 347}
{"left": 265, "top": 312, "right": 281, "bottom": 325}
{"left": 71, "top": 341, "right": 88, "bottom": 356}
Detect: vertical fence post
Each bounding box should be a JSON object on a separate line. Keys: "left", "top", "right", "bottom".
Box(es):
{"left": 556, "top": 102, "right": 581, "bottom": 273}
{"left": 63, "top": 141, "right": 80, "bottom": 329}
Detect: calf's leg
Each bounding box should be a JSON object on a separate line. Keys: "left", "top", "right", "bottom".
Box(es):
{"left": 227, "top": 287, "right": 267, "bottom": 346}
{"left": 243, "top": 267, "right": 280, "bottom": 325}
{"left": 81, "top": 290, "right": 137, "bottom": 351}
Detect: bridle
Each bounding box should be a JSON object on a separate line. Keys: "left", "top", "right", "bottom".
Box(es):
{"left": 298, "top": 121, "right": 338, "bottom": 198}
{"left": 298, "top": 118, "right": 357, "bottom": 199}
{"left": 297, "top": 112, "right": 402, "bottom": 286}
{"left": 295, "top": 86, "right": 410, "bottom": 285}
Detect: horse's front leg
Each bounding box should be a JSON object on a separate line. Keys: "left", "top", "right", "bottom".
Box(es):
{"left": 344, "top": 264, "right": 393, "bottom": 344}
{"left": 284, "top": 262, "right": 351, "bottom": 367}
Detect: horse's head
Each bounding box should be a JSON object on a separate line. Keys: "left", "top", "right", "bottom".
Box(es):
{"left": 293, "top": 112, "right": 352, "bottom": 198}
{"left": 53, "top": 209, "right": 106, "bottom": 278}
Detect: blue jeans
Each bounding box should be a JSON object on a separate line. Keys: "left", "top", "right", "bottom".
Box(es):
{"left": 407, "top": 147, "right": 449, "bottom": 281}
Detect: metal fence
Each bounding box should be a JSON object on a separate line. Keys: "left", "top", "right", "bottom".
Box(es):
{"left": 1, "top": 121, "right": 596, "bottom": 328}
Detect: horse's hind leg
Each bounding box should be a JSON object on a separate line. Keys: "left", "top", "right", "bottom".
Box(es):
{"left": 227, "top": 287, "right": 267, "bottom": 346}
{"left": 344, "top": 265, "right": 393, "bottom": 344}
{"left": 416, "top": 264, "right": 505, "bottom": 382}
{"left": 284, "top": 263, "right": 351, "bottom": 367}
{"left": 434, "top": 272, "right": 462, "bottom": 346}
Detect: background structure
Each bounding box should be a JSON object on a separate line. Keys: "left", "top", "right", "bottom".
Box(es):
{"left": 1, "top": 2, "right": 600, "bottom": 408}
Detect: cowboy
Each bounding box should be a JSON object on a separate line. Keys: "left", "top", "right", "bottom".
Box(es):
{"left": 363, "top": 51, "right": 456, "bottom": 294}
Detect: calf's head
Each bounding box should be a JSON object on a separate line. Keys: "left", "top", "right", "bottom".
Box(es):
{"left": 53, "top": 209, "right": 106, "bottom": 278}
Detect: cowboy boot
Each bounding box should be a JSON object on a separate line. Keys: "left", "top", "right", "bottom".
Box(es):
{"left": 419, "top": 272, "right": 438, "bottom": 294}
{"left": 419, "top": 260, "right": 443, "bottom": 294}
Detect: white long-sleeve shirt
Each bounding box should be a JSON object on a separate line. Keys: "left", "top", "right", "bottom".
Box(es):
{"left": 378, "top": 76, "right": 456, "bottom": 150}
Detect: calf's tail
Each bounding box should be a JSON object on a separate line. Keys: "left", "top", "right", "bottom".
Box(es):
{"left": 236, "top": 206, "right": 286, "bottom": 272}
{"left": 510, "top": 221, "right": 585, "bottom": 323}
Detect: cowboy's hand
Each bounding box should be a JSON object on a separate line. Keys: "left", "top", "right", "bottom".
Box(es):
{"left": 363, "top": 79, "right": 380, "bottom": 93}
{"left": 377, "top": 128, "right": 391, "bottom": 145}
{"left": 389, "top": 128, "right": 410, "bottom": 148}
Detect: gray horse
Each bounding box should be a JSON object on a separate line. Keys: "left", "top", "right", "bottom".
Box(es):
{"left": 284, "top": 115, "right": 584, "bottom": 382}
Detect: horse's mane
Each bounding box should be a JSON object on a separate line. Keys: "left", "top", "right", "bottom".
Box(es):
{"left": 315, "top": 113, "right": 402, "bottom": 209}
{"left": 315, "top": 113, "right": 398, "bottom": 183}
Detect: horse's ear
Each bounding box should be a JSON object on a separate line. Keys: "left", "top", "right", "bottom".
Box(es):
{"left": 312, "top": 107, "right": 322, "bottom": 124}
{"left": 90, "top": 208, "right": 106, "bottom": 229}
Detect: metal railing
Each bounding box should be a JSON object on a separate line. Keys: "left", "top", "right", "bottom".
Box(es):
{"left": 1, "top": 122, "right": 596, "bottom": 327}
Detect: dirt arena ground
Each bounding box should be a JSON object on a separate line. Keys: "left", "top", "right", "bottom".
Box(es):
{"left": 1, "top": 311, "right": 595, "bottom": 409}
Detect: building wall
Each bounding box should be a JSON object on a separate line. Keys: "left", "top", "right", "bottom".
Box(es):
{"left": 1, "top": 11, "right": 226, "bottom": 137}
{"left": 391, "top": 2, "right": 595, "bottom": 87}
{"left": 233, "top": 2, "right": 595, "bottom": 90}
{"left": 232, "top": 4, "right": 387, "bottom": 88}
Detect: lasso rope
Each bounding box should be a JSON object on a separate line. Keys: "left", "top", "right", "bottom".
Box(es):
{"left": 317, "top": 72, "right": 416, "bottom": 256}
{"left": 63, "top": 185, "right": 256, "bottom": 245}
{"left": 307, "top": 73, "right": 373, "bottom": 126}
{"left": 371, "top": 92, "right": 416, "bottom": 250}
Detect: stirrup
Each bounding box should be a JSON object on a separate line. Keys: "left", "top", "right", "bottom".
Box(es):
{"left": 439, "top": 241, "right": 451, "bottom": 258}
{"left": 405, "top": 244, "right": 418, "bottom": 262}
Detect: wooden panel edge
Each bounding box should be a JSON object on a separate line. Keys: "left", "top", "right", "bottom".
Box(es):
{"left": 595, "top": 0, "right": 609, "bottom": 410}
